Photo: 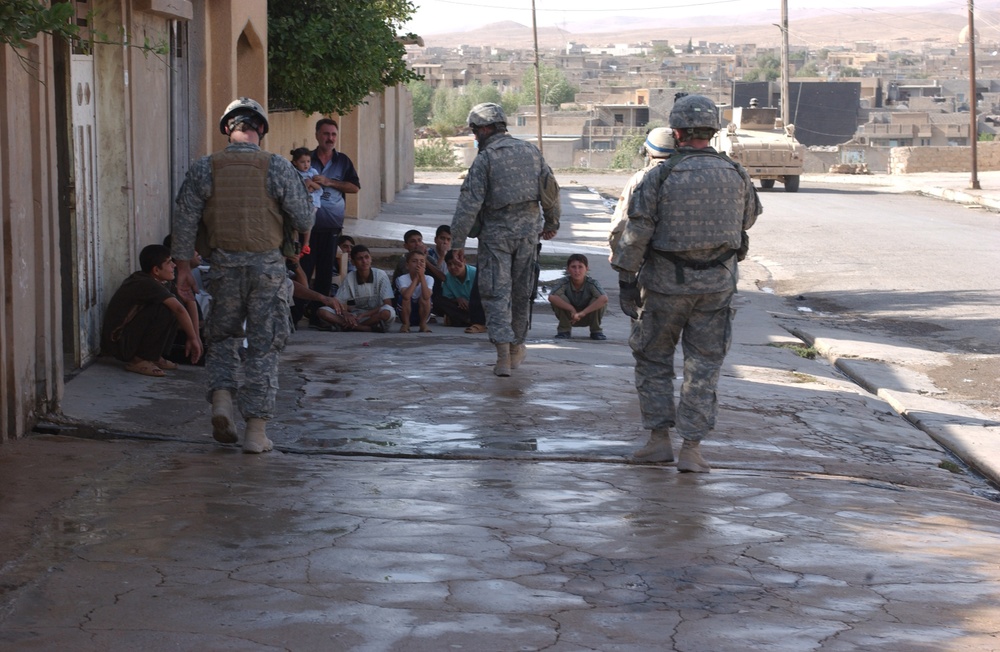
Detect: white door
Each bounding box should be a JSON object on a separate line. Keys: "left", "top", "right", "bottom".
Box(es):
{"left": 70, "top": 53, "right": 102, "bottom": 365}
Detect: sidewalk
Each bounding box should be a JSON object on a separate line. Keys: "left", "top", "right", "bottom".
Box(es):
{"left": 3, "top": 170, "right": 1000, "bottom": 650}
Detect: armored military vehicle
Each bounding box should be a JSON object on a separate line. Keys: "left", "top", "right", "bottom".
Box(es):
{"left": 714, "top": 105, "right": 804, "bottom": 192}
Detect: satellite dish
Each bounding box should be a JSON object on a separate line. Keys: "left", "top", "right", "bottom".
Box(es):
{"left": 959, "top": 25, "right": 979, "bottom": 44}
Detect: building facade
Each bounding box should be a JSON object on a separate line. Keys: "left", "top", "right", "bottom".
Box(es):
{"left": 0, "top": 0, "right": 412, "bottom": 441}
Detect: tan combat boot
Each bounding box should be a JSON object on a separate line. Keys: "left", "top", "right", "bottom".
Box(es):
{"left": 211, "top": 390, "right": 238, "bottom": 444}
{"left": 677, "top": 439, "right": 711, "bottom": 473}
{"left": 510, "top": 342, "right": 527, "bottom": 369}
{"left": 632, "top": 428, "right": 673, "bottom": 463}
{"left": 243, "top": 418, "right": 274, "bottom": 454}
{"left": 494, "top": 343, "right": 511, "bottom": 377}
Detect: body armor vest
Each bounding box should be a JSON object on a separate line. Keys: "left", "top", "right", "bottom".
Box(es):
{"left": 482, "top": 136, "right": 543, "bottom": 210}
{"left": 202, "top": 150, "right": 283, "bottom": 252}
{"left": 651, "top": 151, "right": 744, "bottom": 253}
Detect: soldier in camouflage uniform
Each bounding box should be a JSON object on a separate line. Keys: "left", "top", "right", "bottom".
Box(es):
{"left": 450, "top": 103, "right": 561, "bottom": 376}
{"left": 610, "top": 95, "right": 762, "bottom": 472}
{"left": 608, "top": 127, "right": 675, "bottom": 254}
{"left": 173, "top": 98, "right": 314, "bottom": 454}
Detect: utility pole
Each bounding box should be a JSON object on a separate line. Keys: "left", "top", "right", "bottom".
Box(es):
{"left": 969, "top": 0, "right": 980, "bottom": 189}
{"left": 780, "top": 0, "right": 790, "bottom": 127}
{"left": 532, "top": 0, "right": 544, "bottom": 155}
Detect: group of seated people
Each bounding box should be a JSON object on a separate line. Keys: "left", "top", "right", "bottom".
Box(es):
{"left": 100, "top": 225, "right": 609, "bottom": 377}
{"left": 305, "top": 225, "right": 488, "bottom": 334}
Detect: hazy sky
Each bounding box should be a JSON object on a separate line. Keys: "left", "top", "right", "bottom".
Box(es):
{"left": 403, "top": 0, "right": 966, "bottom": 36}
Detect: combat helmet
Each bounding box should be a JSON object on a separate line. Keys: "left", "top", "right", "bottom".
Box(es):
{"left": 644, "top": 128, "right": 675, "bottom": 158}
{"left": 219, "top": 97, "right": 269, "bottom": 136}
{"left": 668, "top": 94, "right": 720, "bottom": 131}
{"left": 468, "top": 102, "right": 507, "bottom": 129}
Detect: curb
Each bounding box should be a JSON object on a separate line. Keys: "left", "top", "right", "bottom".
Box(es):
{"left": 787, "top": 326, "right": 1000, "bottom": 488}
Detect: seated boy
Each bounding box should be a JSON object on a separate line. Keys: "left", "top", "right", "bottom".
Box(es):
{"left": 434, "top": 250, "right": 486, "bottom": 332}
{"left": 424, "top": 224, "right": 450, "bottom": 284}
{"left": 547, "top": 253, "right": 609, "bottom": 340}
{"left": 395, "top": 250, "right": 434, "bottom": 333}
{"left": 392, "top": 229, "right": 427, "bottom": 286}
{"left": 101, "top": 244, "right": 203, "bottom": 376}
{"left": 335, "top": 234, "right": 356, "bottom": 292}
{"left": 316, "top": 244, "right": 394, "bottom": 332}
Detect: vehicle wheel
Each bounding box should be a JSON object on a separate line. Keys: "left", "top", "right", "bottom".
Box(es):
{"left": 760, "top": 179, "right": 775, "bottom": 189}
{"left": 784, "top": 175, "right": 800, "bottom": 192}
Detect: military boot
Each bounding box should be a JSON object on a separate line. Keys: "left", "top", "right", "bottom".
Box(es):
{"left": 632, "top": 428, "right": 673, "bottom": 463}
{"left": 510, "top": 342, "right": 527, "bottom": 369}
{"left": 211, "top": 390, "right": 238, "bottom": 444}
{"left": 243, "top": 418, "right": 274, "bottom": 454}
{"left": 494, "top": 343, "right": 511, "bottom": 377}
{"left": 677, "top": 439, "right": 711, "bottom": 473}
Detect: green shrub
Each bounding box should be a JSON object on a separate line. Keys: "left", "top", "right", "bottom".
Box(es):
{"left": 415, "top": 138, "right": 458, "bottom": 168}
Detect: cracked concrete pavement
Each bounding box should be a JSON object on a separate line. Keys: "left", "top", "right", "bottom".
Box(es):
{"left": 3, "top": 170, "right": 1000, "bottom": 650}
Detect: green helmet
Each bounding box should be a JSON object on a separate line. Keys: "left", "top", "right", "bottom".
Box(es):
{"left": 219, "top": 97, "right": 269, "bottom": 136}
{"left": 468, "top": 102, "right": 507, "bottom": 128}
{"left": 644, "top": 128, "right": 675, "bottom": 158}
{"left": 669, "top": 94, "right": 719, "bottom": 131}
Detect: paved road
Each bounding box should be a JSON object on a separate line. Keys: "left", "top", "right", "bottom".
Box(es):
{"left": 4, "top": 170, "right": 1000, "bottom": 650}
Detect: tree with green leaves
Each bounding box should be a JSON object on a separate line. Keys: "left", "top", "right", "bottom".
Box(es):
{"left": 428, "top": 82, "right": 503, "bottom": 136}
{"left": 519, "top": 63, "right": 577, "bottom": 107}
{"left": 795, "top": 62, "right": 820, "bottom": 78}
{"left": 0, "top": 0, "right": 77, "bottom": 50}
{"left": 268, "top": 0, "right": 420, "bottom": 115}
{"left": 651, "top": 43, "right": 675, "bottom": 59}
{"left": 610, "top": 133, "right": 647, "bottom": 170}
{"left": 744, "top": 53, "right": 780, "bottom": 82}
{"left": 408, "top": 80, "right": 433, "bottom": 128}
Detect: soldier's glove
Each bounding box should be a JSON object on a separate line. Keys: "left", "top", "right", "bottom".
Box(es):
{"left": 619, "top": 281, "right": 642, "bottom": 319}
{"left": 737, "top": 230, "right": 750, "bottom": 262}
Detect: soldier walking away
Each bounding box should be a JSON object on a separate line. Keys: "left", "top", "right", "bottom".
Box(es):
{"left": 449, "top": 102, "right": 561, "bottom": 376}
{"left": 172, "top": 97, "right": 314, "bottom": 453}
{"left": 610, "top": 95, "right": 762, "bottom": 472}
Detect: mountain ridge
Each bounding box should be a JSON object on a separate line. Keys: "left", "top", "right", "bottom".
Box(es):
{"left": 417, "top": 4, "right": 1000, "bottom": 50}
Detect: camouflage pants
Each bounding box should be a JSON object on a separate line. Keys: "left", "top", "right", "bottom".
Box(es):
{"left": 478, "top": 236, "right": 538, "bottom": 344}
{"left": 629, "top": 289, "right": 735, "bottom": 440}
{"left": 205, "top": 260, "right": 291, "bottom": 420}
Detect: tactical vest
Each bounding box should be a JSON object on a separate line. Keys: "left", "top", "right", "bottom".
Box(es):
{"left": 482, "top": 136, "right": 543, "bottom": 210}
{"left": 650, "top": 149, "right": 745, "bottom": 253}
{"left": 202, "top": 150, "right": 283, "bottom": 253}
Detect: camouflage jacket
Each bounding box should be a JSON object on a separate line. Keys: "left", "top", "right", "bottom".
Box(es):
{"left": 451, "top": 132, "right": 560, "bottom": 249}
{"left": 173, "top": 142, "right": 314, "bottom": 266}
{"left": 610, "top": 146, "right": 762, "bottom": 295}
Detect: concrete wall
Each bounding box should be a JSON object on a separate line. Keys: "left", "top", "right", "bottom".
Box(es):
{"left": 0, "top": 39, "right": 63, "bottom": 440}
{"left": 269, "top": 85, "right": 415, "bottom": 221}
{"left": 889, "top": 142, "right": 1000, "bottom": 173}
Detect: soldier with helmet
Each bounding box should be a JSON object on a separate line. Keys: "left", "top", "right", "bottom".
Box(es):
{"left": 449, "top": 102, "right": 561, "bottom": 376}
{"left": 609, "top": 127, "right": 675, "bottom": 253}
{"left": 610, "top": 94, "right": 762, "bottom": 472}
{"left": 172, "top": 97, "right": 314, "bottom": 453}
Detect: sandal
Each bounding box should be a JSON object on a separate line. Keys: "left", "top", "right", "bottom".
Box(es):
{"left": 464, "top": 324, "right": 487, "bottom": 334}
{"left": 157, "top": 358, "right": 179, "bottom": 370}
{"left": 125, "top": 360, "right": 165, "bottom": 377}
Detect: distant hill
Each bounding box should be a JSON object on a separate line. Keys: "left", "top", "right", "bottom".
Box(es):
{"left": 418, "top": 3, "right": 1000, "bottom": 51}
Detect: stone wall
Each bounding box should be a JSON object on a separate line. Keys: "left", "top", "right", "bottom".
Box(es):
{"left": 889, "top": 142, "right": 1000, "bottom": 173}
